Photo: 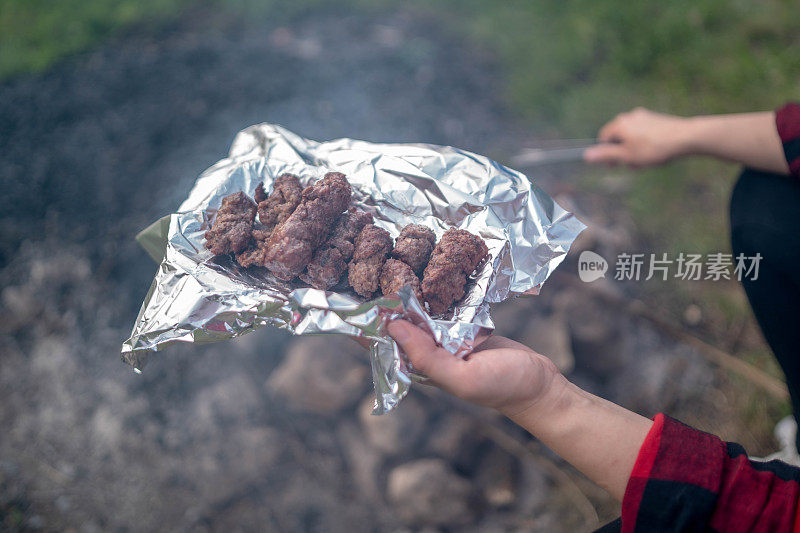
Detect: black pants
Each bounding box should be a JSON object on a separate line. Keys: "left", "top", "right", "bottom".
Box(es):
{"left": 730, "top": 168, "right": 800, "bottom": 450}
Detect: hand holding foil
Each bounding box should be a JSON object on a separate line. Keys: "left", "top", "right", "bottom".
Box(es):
{"left": 121, "top": 124, "right": 584, "bottom": 413}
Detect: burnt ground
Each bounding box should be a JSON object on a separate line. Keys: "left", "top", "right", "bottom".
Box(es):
{"left": 0, "top": 6, "right": 740, "bottom": 532}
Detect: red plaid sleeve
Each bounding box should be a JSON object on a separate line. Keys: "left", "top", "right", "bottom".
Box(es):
{"left": 776, "top": 102, "right": 800, "bottom": 178}
{"left": 621, "top": 414, "right": 800, "bottom": 532}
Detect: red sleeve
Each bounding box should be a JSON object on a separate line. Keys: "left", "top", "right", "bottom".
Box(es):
{"left": 776, "top": 102, "right": 800, "bottom": 178}
{"left": 621, "top": 414, "right": 800, "bottom": 532}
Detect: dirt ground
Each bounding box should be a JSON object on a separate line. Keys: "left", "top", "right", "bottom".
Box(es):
{"left": 0, "top": 6, "right": 774, "bottom": 532}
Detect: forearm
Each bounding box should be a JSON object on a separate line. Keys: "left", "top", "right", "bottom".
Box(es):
{"left": 681, "top": 112, "right": 789, "bottom": 174}
{"left": 506, "top": 375, "right": 653, "bottom": 501}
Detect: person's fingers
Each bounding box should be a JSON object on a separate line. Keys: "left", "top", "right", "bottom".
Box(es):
{"left": 387, "top": 320, "right": 464, "bottom": 384}
{"left": 583, "top": 143, "right": 630, "bottom": 164}
{"left": 597, "top": 117, "right": 625, "bottom": 142}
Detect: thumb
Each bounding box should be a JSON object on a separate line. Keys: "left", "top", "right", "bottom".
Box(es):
{"left": 387, "top": 320, "right": 462, "bottom": 384}
{"left": 583, "top": 143, "right": 629, "bottom": 165}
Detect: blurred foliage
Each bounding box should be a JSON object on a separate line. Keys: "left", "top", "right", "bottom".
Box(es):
{"left": 0, "top": 0, "right": 335, "bottom": 79}
{"left": 412, "top": 0, "right": 800, "bottom": 135}
{"left": 5, "top": 0, "right": 798, "bottom": 126}
{"left": 0, "top": 0, "right": 190, "bottom": 78}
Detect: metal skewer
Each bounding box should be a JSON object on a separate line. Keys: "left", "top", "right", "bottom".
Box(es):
{"left": 510, "top": 139, "right": 611, "bottom": 167}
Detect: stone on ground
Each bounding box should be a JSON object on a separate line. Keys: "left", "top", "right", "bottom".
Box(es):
{"left": 387, "top": 458, "right": 474, "bottom": 526}
{"left": 266, "top": 336, "right": 368, "bottom": 413}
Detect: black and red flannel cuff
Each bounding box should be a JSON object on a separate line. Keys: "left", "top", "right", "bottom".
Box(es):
{"left": 776, "top": 102, "right": 800, "bottom": 178}
{"left": 622, "top": 413, "right": 800, "bottom": 532}
{"left": 622, "top": 413, "right": 665, "bottom": 529}
{"left": 622, "top": 414, "right": 724, "bottom": 531}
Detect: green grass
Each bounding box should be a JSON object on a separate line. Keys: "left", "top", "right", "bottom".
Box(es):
{"left": 8, "top": 1, "right": 799, "bottom": 130}
{"left": 0, "top": 0, "right": 191, "bottom": 79}
{"left": 419, "top": 0, "right": 800, "bottom": 133}
{"left": 0, "top": 0, "right": 338, "bottom": 80}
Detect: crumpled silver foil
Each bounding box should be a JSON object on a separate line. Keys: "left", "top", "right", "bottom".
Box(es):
{"left": 121, "top": 124, "right": 585, "bottom": 414}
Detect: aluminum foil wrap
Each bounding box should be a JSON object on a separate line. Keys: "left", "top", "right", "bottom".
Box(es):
{"left": 121, "top": 124, "right": 585, "bottom": 414}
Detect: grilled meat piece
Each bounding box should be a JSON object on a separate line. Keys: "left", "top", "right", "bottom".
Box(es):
{"left": 256, "top": 174, "right": 303, "bottom": 233}
{"left": 204, "top": 192, "right": 257, "bottom": 255}
{"left": 348, "top": 224, "right": 392, "bottom": 297}
{"left": 301, "top": 208, "right": 373, "bottom": 289}
{"left": 391, "top": 224, "right": 435, "bottom": 275}
{"left": 421, "top": 228, "right": 488, "bottom": 315}
{"left": 235, "top": 227, "right": 272, "bottom": 268}
{"left": 263, "top": 172, "right": 352, "bottom": 280}
{"left": 380, "top": 258, "right": 422, "bottom": 301}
